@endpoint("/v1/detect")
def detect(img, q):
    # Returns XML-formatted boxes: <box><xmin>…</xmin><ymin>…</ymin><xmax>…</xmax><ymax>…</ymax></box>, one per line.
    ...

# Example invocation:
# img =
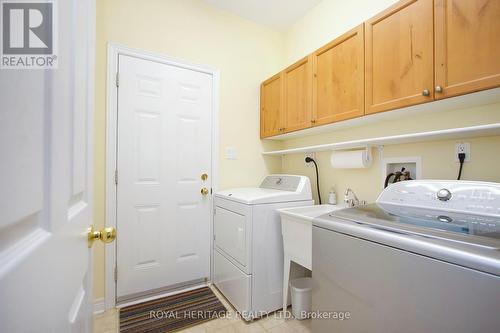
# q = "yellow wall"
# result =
<box><xmin>278</xmin><ymin>0</ymin><xmax>500</xmax><ymax>204</ymax></box>
<box><xmin>93</xmin><ymin>0</ymin><xmax>284</xmax><ymax>298</ymax></box>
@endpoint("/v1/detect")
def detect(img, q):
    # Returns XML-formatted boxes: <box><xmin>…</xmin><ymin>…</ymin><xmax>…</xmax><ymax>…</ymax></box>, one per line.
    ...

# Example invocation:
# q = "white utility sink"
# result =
<box><xmin>278</xmin><ymin>204</ymin><xmax>347</xmax><ymax>312</ymax></box>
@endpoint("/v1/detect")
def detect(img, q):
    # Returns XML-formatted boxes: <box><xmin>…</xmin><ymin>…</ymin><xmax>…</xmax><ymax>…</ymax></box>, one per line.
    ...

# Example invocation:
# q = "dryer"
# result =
<box><xmin>213</xmin><ymin>175</ymin><xmax>313</xmax><ymax>320</ymax></box>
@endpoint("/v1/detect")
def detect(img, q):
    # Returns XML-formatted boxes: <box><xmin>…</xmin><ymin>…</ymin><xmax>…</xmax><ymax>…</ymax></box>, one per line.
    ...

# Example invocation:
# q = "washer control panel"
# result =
<box><xmin>260</xmin><ymin>175</ymin><xmax>304</xmax><ymax>192</ymax></box>
<box><xmin>377</xmin><ymin>180</ymin><xmax>500</xmax><ymax>217</ymax></box>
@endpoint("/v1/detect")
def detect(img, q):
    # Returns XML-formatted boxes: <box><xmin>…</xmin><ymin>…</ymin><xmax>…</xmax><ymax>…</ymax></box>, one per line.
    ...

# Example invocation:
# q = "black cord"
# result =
<box><xmin>384</xmin><ymin>173</ymin><xmax>395</xmax><ymax>188</ymax></box>
<box><xmin>457</xmin><ymin>153</ymin><xmax>466</xmax><ymax>180</ymax></box>
<box><xmin>385</xmin><ymin>167</ymin><xmax>413</xmax><ymax>188</ymax></box>
<box><xmin>305</xmin><ymin>157</ymin><xmax>322</xmax><ymax>204</ymax></box>
<box><xmin>393</xmin><ymin>172</ymin><xmax>403</xmax><ymax>183</ymax></box>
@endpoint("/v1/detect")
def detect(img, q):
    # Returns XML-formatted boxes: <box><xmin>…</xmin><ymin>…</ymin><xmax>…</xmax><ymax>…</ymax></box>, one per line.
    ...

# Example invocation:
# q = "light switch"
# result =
<box><xmin>225</xmin><ymin>147</ymin><xmax>238</xmax><ymax>160</ymax></box>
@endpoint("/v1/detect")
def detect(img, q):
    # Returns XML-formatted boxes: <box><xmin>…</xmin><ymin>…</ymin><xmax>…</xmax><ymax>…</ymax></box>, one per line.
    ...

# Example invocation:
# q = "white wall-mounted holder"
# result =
<box><xmin>330</xmin><ymin>146</ymin><xmax>373</xmax><ymax>169</ymax></box>
<box><xmin>262</xmin><ymin>123</ymin><xmax>500</xmax><ymax>156</ymax></box>
<box><xmin>381</xmin><ymin>157</ymin><xmax>422</xmax><ymax>189</ymax></box>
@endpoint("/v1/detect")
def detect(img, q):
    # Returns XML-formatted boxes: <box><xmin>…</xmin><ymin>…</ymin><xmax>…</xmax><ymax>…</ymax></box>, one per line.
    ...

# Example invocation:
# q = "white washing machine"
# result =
<box><xmin>313</xmin><ymin>180</ymin><xmax>500</xmax><ymax>333</ymax></box>
<box><xmin>213</xmin><ymin>175</ymin><xmax>313</xmax><ymax>320</ymax></box>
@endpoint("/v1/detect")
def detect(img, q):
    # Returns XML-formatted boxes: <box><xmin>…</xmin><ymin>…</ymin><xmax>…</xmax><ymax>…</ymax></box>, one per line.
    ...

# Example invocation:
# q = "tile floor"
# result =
<box><xmin>94</xmin><ymin>285</ymin><xmax>311</xmax><ymax>333</ymax></box>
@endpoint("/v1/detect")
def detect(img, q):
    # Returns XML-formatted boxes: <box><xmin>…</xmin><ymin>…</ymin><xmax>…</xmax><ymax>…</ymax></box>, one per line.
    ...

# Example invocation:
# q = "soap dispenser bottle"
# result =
<box><xmin>328</xmin><ymin>185</ymin><xmax>337</xmax><ymax>205</ymax></box>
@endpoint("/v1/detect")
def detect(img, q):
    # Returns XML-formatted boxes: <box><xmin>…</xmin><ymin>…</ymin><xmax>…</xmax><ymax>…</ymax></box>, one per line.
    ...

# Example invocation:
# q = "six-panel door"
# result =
<box><xmin>312</xmin><ymin>24</ymin><xmax>365</xmax><ymax>125</ymax></box>
<box><xmin>260</xmin><ymin>73</ymin><xmax>283</xmax><ymax>138</ymax></box>
<box><xmin>434</xmin><ymin>0</ymin><xmax>500</xmax><ymax>99</ymax></box>
<box><xmin>116</xmin><ymin>55</ymin><xmax>212</xmax><ymax>300</ymax></box>
<box><xmin>0</xmin><ymin>0</ymin><xmax>95</xmax><ymax>331</ymax></box>
<box><xmin>283</xmin><ymin>56</ymin><xmax>313</xmax><ymax>133</ymax></box>
<box><xmin>365</xmin><ymin>0</ymin><xmax>434</xmax><ymax>114</ymax></box>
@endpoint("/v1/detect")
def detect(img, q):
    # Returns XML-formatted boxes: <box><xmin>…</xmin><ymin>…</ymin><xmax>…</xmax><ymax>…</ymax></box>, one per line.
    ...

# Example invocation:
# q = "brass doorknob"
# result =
<box><xmin>201</xmin><ymin>188</ymin><xmax>209</xmax><ymax>196</ymax></box>
<box><xmin>201</xmin><ymin>173</ymin><xmax>208</xmax><ymax>181</ymax></box>
<box><xmin>88</xmin><ymin>226</ymin><xmax>116</xmax><ymax>248</ymax></box>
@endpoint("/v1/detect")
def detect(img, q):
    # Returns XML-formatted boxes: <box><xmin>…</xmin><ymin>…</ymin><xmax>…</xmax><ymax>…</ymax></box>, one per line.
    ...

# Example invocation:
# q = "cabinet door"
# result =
<box><xmin>283</xmin><ymin>56</ymin><xmax>312</xmax><ymax>133</ymax></box>
<box><xmin>312</xmin><ymin>24</ymin><xmax>364</xmax><ymax>125</ymax></box>
<box><xmin>365</xmin><ymin>0</ymin><xmax>434</xmax><ymax>114</ymax></box>
<box><xmin>260</xmin><ymin>73</ymin><xmax>283</xmax><ymax>138</ymax></box>
<box><xmin>434</xmin><ymin>0</ymin><xmax>500</xmax><ymax>99</ymax></box>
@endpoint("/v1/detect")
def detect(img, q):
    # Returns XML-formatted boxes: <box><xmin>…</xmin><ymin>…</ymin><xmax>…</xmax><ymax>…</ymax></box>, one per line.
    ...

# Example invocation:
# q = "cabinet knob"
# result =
<box><xmin>435</xmin><ymin>86</ymin><xmax>443</xmax><ymax>93</ymax></box>
<box><xmin>422</xmin><ymin>89</ymin><xmax>430</xmax><ymax>97</ymax></box>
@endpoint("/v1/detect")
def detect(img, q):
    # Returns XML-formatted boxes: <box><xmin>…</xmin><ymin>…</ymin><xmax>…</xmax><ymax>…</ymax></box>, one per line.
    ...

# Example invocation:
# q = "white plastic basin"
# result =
<box><xmin>278</xmin><ymin>204</ymin><xmax>347</xmax><ymax>269</ymax></box>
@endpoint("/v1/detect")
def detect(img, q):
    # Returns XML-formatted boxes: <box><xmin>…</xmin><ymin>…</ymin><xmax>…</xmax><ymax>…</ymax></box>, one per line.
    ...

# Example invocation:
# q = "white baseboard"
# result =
<box><xmin>94</xmin><ymin>298</ymin><xmax>105</xmax><ymax>315</ymax></box>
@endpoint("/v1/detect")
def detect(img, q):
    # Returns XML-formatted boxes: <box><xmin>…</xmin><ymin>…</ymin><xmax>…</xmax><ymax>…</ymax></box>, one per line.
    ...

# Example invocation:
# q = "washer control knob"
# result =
<box><xmin>437</xmin><ymin>188</ymin><xmax>452</xmax><ymax>201</ymax></box>
<box><xmin>437</xmin><ymin>215</ymin><xmax>453</xmax><ymax>223</ymax></box>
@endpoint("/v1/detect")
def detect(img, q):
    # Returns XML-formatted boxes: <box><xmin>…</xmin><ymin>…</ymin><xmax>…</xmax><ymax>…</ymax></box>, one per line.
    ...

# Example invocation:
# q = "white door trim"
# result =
<box><xmin>105</xmin><ymin>43</ymin><xmax>220</xmax><ymax>310</ymax></box>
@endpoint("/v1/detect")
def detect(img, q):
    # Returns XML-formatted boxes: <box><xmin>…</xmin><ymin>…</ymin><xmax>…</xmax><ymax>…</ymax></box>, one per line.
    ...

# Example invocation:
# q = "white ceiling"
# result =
<box><xmin>202</xmin><ymin>0</ymin><xmax>323</xmax><ymax>31</ymax></box>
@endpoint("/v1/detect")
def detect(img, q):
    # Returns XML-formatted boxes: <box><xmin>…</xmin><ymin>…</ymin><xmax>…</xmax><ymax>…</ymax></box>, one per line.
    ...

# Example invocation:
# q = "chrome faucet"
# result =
<box><xmin>344</xmin><ymin>188</ymin><xmax>365</xmax><ymax>207</ymax></box>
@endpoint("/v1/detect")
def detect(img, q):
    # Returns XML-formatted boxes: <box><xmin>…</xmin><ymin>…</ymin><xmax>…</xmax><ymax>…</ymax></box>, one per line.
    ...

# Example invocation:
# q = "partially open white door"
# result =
<box><xmin>0</xmin><ymin>0</ymin><xmax>96</xmax><ymax>332</ymax></box>
<box><xmin>116</xmin><ymin>54</ymin><xmax>213</xmax><ymax>300</ymax></box>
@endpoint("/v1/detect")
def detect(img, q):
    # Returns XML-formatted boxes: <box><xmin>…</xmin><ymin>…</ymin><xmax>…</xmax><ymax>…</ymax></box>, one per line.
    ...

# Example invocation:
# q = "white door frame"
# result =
<box><xmin>105</xmin><ymin>43</ymin><xmax>220</xmax><ymax>309</ymax></box>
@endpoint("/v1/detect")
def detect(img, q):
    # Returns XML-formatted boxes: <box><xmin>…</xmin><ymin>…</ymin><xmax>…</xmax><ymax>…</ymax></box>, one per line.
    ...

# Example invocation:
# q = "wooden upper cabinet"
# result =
<box><xmin>259</xmin><ymin>0</ymin><xmax>500</xmax><ymax>139</ymax></box>
<box><xmin>365</xmin><ymin>0</ymin><xmax>434</xmax><ymax>114</ymax></box>
<box><xmin>434</xmin><ymin>0</ymin><xmax>500</xmax><ymax>99</ymax></box>
<box><xmin>312</xmin><ymin>24</ymin><xmax>365</xmax><ymax>125</ymax></box>
<box><xmin>283</xmin><ymin>56</ymin><xmax>312</xmax><ymax>133</ymax></box>
<box><xmin>260</xmin><ymin>73</ymin><xmax>283</xmax><ymax>138</ymax></box>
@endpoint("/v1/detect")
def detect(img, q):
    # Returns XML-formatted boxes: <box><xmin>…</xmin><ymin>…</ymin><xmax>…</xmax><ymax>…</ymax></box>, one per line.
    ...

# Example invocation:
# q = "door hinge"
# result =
<box><xmin>114</xmin><ymin>170</ymin><xmax>118</xmax><ymax>185</ymax></box>
<box><xmin>114</xmin><ymin>267</ymin><xmax>117</xmax><ymax>282</ymax></box>
<box><xmin>115</xmin><ymin>72</ymin><xmax>120</xmax><ymax>87</ymax></box>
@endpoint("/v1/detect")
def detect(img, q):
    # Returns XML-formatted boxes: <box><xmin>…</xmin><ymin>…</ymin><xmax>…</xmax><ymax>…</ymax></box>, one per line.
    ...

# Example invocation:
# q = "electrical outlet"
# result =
<box><xmin>305</xmin><ymin>152</ymin><xmax>315</xmax><ymax>167</ymax></box>
<box><xmin>455</xmin><ymin>143</ymin><xmax>471</xmax><ymax>162</ymax></box>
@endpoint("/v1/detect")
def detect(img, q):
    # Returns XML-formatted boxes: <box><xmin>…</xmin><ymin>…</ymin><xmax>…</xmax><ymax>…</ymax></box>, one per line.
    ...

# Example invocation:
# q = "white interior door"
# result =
<box><xmin>116</xmin><ymin>55</ymin><xmax>213</xmax><ymax>300</ymax></box>
<box><xmin>0</xmin><ymin>0</ymin><xmax>95</xmax><ymax>332</ymax></box>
